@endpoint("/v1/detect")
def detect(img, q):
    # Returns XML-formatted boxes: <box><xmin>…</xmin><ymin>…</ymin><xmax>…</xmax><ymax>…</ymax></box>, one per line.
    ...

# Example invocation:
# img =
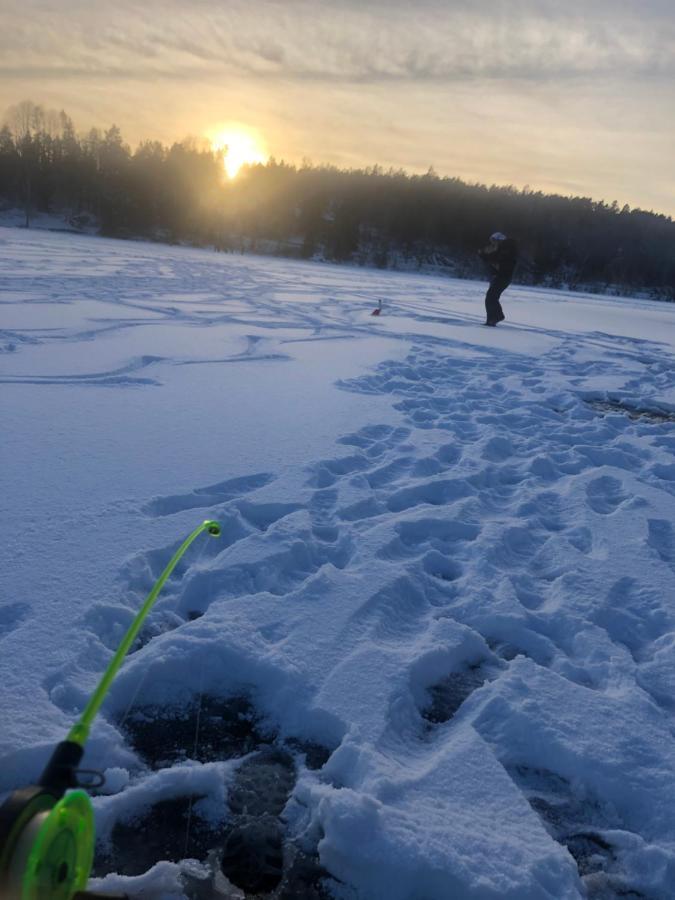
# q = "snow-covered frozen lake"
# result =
<box><xmin>1</xmin><ymin>226</ymin><xmax>675</xmax><ymax>899</ymax></box>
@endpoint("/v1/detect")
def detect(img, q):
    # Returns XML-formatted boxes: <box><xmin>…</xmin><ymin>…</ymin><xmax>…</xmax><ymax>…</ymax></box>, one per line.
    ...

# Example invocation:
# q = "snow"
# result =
<box><xmin>0</xmin><ymin>207</ymin><xmax>98</xmax><ymax>235</ymax></box>
<box><xmin>1</xmin><ymin>225</ymin><xmax>675</xmax><ymax>899</ymax></box>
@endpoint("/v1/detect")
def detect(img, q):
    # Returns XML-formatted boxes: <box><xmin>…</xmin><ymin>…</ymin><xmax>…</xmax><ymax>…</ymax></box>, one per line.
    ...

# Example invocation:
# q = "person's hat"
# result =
<box><xmin>490</xmin><ymin>232</ymin><xmax>507</xmax><ymax>241</ymax></box>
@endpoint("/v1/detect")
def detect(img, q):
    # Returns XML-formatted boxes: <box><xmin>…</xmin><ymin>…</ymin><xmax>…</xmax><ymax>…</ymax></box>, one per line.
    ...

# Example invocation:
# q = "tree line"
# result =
<box><xmin>1</xmin><ymin>101</ymin><xmax>674</xmax><ymax>299</ymax></box>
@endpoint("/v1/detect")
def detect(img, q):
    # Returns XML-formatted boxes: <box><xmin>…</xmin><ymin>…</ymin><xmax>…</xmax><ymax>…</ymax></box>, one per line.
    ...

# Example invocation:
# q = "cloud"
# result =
<box><xmin>1</xmin><ymin>0</ymin><xmax>673</xmax><ymax>84</ymax></box>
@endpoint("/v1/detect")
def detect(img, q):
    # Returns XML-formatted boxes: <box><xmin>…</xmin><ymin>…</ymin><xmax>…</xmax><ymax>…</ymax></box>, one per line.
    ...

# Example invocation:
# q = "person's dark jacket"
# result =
<box><xmin>479</xmin><ymin>238</ymin><xmax>518</xmax><ymax>282</ymax></box>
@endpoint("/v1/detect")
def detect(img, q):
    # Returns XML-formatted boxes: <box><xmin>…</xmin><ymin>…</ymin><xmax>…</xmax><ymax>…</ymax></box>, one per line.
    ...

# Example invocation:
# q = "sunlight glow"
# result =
<box><xmin>207</xmin><ymin>125</ymin><xmax>267</xmax><ymax>178</ymax></box>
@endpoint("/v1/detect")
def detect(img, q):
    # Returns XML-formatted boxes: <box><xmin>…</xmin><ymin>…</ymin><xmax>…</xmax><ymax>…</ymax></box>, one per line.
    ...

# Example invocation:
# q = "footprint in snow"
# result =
<box><xmin>585</xmin><ymin>475</ymin><xmax>631</xmax><ymax>515</ymax></box>
<box><xmin>647</xmin><ymin>518</ymin><xmax>674</xmax><ymax>565</ymax></box>
<box><xmin>364</xmin><ymin>455</ymin><xmax>415</xmax><ymax>489</ymax></box>
<box><xmin>594</xmin><ymin>576</ymin><xmax>671</xmax><ymax>663</ymax></box>
<box><xmin>420</xmin><ymin>660</ymin><xmax>498</xmax><ymax>726</ymax></box>
<box><xmin>143</xmin><ymin>472</ymin><xmax>275</xmax><ymax>517</ymax></box>
<box><xmin>337</xmin><ymin>423</ymin><xmax>411</xmax><ymax>452</ymax></box>
<box><xmin>378</xmin><ymin>517</ymin><xmax>480</xmax><ymax>561</ymax></box>
<box><xmin>343</xmin><ymin>576</ymin><xmax>431</xmax><ymax>646</ymax></box>
<box><xmin>0</xmin><ymin>601</ymin><xmax>31</xmax><ymax>640</ymax></box>
<box><xmin>508</xmin><ymin>766</ymin><xmax>647</xmax><ymax>899</ymax></box>
<box><xmin>309</xmin><ymin>453</ymin><xmax>370</xmax><ymax>488</ymax></box>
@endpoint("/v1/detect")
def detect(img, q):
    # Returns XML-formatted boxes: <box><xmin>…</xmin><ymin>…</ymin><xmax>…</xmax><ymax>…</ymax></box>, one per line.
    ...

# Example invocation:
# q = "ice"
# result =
<box><xmin>1</xmin><ymin>226</ymin><xmax>675</xmax><ymax>898</ymax></box>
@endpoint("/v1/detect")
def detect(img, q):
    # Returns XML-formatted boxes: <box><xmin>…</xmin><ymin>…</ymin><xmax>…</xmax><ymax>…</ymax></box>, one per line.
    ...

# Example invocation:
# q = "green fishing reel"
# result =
<box><xmin>0</xmin><ymin>520</ymin><xmax>222</xmax><ymax>899</ymax></box>
<box><xmin>0</xmin><ymin>783</ymin><xmax>95</xmax><ymax>899</ymax></box>
<box><xmin>0</xmin><ymin>736</ymin><xmax>118</xmax><ymax>899</ymax></box>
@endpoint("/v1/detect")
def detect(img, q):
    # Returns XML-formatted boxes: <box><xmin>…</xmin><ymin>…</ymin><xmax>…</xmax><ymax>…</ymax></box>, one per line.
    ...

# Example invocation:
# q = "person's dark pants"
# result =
<box><xmin>485</xmin><ymin>276</ymin><xmax>510</xmax><ymax>322</ymax></box>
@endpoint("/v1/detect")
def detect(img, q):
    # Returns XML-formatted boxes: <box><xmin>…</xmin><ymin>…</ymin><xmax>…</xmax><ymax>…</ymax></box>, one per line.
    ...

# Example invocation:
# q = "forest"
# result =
<box><xmin>1</xmin><ymin>101</ymin><xmax>674</xmax><ymax>299</ymax></box>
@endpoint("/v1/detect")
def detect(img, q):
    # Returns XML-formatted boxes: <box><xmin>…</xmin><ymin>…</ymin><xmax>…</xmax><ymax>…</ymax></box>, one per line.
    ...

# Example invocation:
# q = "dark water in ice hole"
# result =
<box><xmin>94</xmin><ymin>695</ymin><xmax>333</xmax><ymax>898</ymax></box>
<box><xmin>586</xmin><ymin>399</ymin><xmax>675</xmax><ymax>424</ymax></box>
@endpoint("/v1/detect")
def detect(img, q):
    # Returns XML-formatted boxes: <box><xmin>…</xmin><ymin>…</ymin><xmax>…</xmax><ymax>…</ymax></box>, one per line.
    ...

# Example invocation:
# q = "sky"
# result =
<box><xmin>2</xmin><ymin>0</ymin><xmax>675</xmax><ymax>216</ymax></box>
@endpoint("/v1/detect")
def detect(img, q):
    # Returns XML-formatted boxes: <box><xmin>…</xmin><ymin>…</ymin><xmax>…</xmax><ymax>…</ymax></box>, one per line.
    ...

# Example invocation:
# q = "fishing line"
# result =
<box><xmin>183</xmin><ymin>655</ymin><xmax>206</xmax><ymax>860</ymax></box>
<box><xmin>117</xmin><ymin>664</ymin><xmax>152</xmax><ymax>735</ymax></box>
<box><xmin>182</xmin><ymin>534</ymin><xmax>215</xmax><ymax>861</ymax></box>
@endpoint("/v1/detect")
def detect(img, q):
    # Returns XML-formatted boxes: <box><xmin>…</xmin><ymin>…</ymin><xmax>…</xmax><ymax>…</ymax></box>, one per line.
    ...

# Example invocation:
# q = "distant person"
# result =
<box><xmin>478</xmin><ymin>232</ymin><xmax>518</xmax><ymax>325</ymax></box>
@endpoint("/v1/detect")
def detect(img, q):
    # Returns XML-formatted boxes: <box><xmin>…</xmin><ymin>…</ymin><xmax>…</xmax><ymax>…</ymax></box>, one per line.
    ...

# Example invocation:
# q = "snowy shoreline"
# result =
<box><xmin>1</xmin><ymin>209</ymin><xmax>671</xmax><ymax>306</ymax></box>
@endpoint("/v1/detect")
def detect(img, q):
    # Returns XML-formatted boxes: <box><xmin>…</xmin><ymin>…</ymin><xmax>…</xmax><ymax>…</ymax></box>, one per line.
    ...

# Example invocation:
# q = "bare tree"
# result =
<box><xmin>4</xmin><ymin>100</ymin><xmax>45</xmax><ymax>140</ymax></box>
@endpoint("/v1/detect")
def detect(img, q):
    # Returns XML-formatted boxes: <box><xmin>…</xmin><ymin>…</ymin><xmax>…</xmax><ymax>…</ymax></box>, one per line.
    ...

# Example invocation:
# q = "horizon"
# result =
<box><xmin>2</xmin><ymin>0</ymin><xmax>674</xmax><ymax>217</ymax></box>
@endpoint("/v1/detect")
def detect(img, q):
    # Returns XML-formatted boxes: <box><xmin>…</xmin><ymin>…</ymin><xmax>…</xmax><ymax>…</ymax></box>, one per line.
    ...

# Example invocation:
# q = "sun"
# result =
<box><xmin>207</xmin><ymin>124</ymin><xmax>267</xmax><ymax>178</ymax></box>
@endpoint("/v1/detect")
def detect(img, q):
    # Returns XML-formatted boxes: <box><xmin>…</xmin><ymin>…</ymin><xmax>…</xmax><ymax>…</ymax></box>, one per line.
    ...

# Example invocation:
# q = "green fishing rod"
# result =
<box><xmin>0</xmin><ymin>520</ymin><xmax>222</xmax><ymax>900</ymax></box>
